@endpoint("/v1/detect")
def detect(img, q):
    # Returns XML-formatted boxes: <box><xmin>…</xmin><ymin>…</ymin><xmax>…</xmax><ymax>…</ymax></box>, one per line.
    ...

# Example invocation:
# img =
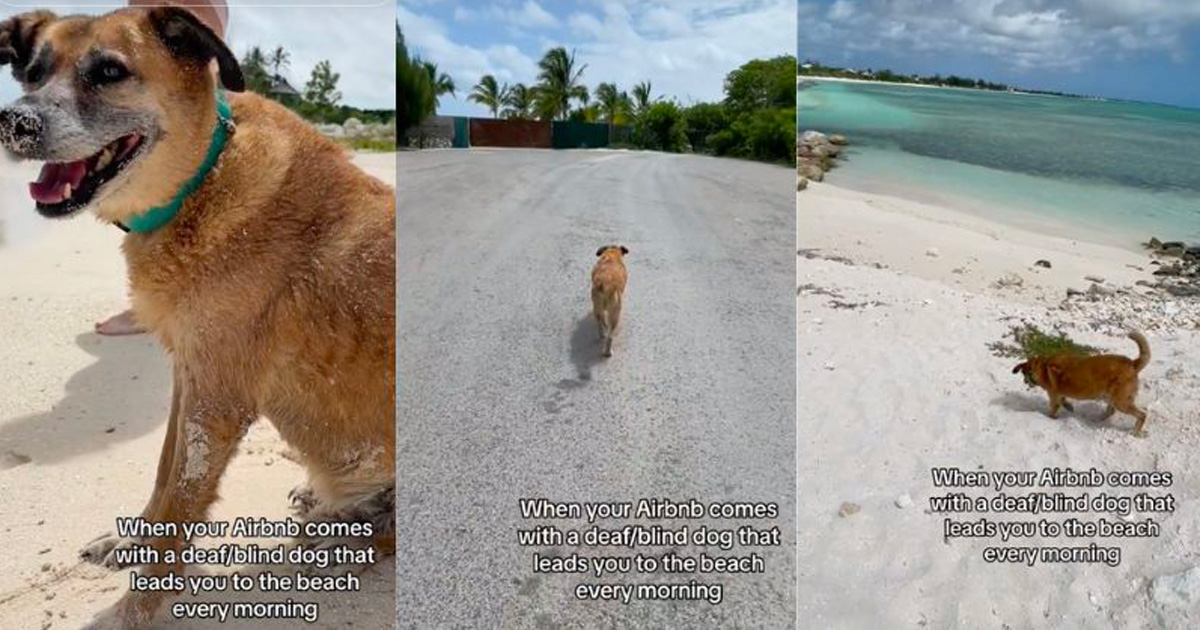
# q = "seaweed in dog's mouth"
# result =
<box><xmin>29</xmin><ymin>133</ymin><xmax>144</xmax><ymax>216</ymax></box>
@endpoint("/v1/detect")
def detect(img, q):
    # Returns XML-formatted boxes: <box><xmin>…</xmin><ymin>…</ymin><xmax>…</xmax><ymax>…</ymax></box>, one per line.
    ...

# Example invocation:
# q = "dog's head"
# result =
<box><xmin>1012</xmin><ymin>358</ymin><xmax>1054</xmax><ymax>389</ymax></box>
<box><xmin>0</xmin><ymin>7</ymin><xmax>243</xmax><ymax>222</ymax></box>
<box><xmin>595</xmin><ymin>245</ymin><xmax>629</xmax><ymax>261</ymax></box>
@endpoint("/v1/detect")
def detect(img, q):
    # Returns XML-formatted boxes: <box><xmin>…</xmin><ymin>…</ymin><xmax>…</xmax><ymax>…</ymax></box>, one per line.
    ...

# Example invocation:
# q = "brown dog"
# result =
<box><xmin>1</xmin><ymin>8</ymin><xmax>394</xmax><ymax>627</ymax></box>
<box><xmin>1012</xmin><ymin>332</ymin><xmax>1151</xmax><ymax>437</ymax></box>
<box><xmin>592</xmin><ymin>245</ymin><xmax>629</xmax><ymax>357</ymax></box>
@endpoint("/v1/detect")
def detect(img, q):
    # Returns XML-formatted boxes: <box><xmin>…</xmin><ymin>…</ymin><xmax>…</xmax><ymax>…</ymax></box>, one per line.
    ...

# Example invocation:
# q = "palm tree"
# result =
<box><xmin>502</xmin><ymin>83</ymin><xmax>535</xmax><ymax>119</ymax></box>
<box><xmin>594</xmin><ymin>82</ymin><xmax>628</xmax><ymax>124</ymax></box>
<box><xmin>240</xmin><ymin>46</ymin><xmax>271</xmax><ymax>94</ymax></box>
<box><xmin>534</xmin><ymin>47</ymin><xmax>588</xmax><ymax>121</ymax></box>
<box><xmin>469</xmin><ymin>74</ymin><xmax>508</xmax><ymax>118</ymax></box>
<box><xmin>423</xmin><ymin>61</ymin><xmax>456</xmax><ymax>109</ymax></box>
<box><xmin>631</xmin><ymin>80</ymin><xmax>655</xmax><ymax>118</ymax></box>
<box><xmin>269</xmin><ymin>45</ymin><xmax>290</xmax><ymax>77</ymax></box>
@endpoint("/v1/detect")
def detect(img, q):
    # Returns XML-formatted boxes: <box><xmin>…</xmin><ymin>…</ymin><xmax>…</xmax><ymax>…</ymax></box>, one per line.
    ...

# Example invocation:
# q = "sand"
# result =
<box><xmin>0</xmin><ymin>152</ymin><xmax>396</xmax><ymax>629</ymax></box>
<box><xmin>798</xmin><ymin>180</ymin><xmax>1200</xmax><ymax>628</ymax></box>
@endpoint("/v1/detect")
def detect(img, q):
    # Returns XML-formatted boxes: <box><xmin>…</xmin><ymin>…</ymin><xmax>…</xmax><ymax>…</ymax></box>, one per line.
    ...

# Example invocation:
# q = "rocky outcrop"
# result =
<box><xmin>797</xmin><ymin>130</ymin><xmax>845</xmax><ymax>187</ymax></box>
<box><xmin>1142</xmin><ymin>236</ymin><xmax>1200</xmax><ymax>298</ymax></box>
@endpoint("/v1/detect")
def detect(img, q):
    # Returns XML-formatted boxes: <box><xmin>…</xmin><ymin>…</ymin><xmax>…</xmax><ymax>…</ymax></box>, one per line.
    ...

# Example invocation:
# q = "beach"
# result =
<box><xmin>797</xmin><ymin>179</ymin><xmax>1200</xmax><ymax>627</ymax></box>
<box><xmin>0</xmin><ymin>152</ymin><xmax>396</xmax><ymax>628</ymax></box>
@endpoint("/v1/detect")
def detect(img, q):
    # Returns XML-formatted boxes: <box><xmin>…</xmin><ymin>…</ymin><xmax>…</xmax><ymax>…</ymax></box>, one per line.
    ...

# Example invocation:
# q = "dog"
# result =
<box><xmin>591</xmin><ymin>245</ymin><xmax>628</xmax><ymax>358</ymax></box>
<box><xmin>1</xmin><ymin>8</ymin><xmax>394</xmax><ymax>627</ymax></box>
<box><xmin>1012</xmin><ymin>331</ymin><xmax>1151</xmax><ymax>437</ymax></box>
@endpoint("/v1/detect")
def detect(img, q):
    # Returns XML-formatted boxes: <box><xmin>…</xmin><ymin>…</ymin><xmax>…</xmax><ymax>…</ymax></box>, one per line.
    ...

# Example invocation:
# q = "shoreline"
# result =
<box><xmin>797</xmin><ymin>178</ymin><xmax>1200</xmax><ymax>628</ymax></box>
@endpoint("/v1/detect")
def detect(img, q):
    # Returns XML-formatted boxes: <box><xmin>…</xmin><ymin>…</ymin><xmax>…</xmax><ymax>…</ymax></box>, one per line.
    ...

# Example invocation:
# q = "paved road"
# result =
<box><xmin>397</xmin><ymin>149</ymin><xmax>795</xmax><ymax>628</ymax></box>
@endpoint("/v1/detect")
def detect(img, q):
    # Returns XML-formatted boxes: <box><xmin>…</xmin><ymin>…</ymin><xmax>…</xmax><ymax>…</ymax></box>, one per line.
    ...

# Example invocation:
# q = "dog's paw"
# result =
<box><xmin>80</xmin><ymin>531</ymin><xmax>142</xmax><ymax>569</ymax></box>
<box><xmin>1133</xmin><ymin>429</ymin><xmax>1149</xmax><ymax>439</ymax></box>
<box><xmin>289</xmin><ymin>485</ymin><xmax>320</xmax><ymax>517</ymax></box>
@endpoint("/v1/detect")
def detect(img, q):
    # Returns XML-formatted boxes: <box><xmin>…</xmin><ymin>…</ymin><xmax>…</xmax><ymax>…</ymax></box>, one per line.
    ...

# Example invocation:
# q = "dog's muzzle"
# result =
<box><xmin>0</xmin><ymin>104</ymin><xmax>44</xmax><ymax>155</ymax></box>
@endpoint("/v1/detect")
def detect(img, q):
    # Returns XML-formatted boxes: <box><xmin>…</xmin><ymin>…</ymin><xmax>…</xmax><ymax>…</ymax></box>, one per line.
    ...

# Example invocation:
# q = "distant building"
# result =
<box><xmin>268</xmin><ymin>74</ymin><xmax>301</xmax><ymax>105</ymax></box>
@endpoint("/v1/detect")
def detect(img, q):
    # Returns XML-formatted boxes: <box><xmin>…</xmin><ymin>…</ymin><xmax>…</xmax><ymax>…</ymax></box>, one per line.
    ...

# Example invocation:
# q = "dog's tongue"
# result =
<box><xmin>29</xmin><ymin>160</ymin><xmax>87</xmax><ymax>205</ymax></box>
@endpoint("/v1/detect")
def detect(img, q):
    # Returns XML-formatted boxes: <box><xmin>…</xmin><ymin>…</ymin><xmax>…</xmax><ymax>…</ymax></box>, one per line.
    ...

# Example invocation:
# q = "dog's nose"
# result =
<box><xmin>0</xmin><ymin>105</ymin><xmax>44</xmax><ymax>154</ymax></box>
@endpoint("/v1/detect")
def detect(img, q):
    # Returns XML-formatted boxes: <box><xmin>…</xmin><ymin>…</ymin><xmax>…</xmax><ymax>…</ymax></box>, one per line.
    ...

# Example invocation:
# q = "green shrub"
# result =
<box><xmin>636</xmin><ymin>101</ymin><xmax>688</xmax><ymax>152</ymax></box>
<box><xmin>988</xmin><ymin>324</ymin><xmax>1101</xmax><ymax>360</ymax></box>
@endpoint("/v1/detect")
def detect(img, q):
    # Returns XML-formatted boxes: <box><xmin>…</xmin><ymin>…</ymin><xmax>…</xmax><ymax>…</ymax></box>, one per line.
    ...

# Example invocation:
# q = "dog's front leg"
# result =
<box><xmin>83</xmin><ymin>366</ymin><xmax>185</xmax><ymax>568</ymax></box>
<box><xmin>107</xmin><ymin>365</ymin><xmax>256</xmax><ymax>629</ymax></box>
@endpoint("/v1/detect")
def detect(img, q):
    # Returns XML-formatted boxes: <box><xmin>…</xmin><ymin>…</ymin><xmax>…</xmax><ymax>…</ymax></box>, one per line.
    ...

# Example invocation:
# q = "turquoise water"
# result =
<box><xmin>798</xmin><ymin>80</ymin><xmax>1200</xmax><ymax>246</ymax></box>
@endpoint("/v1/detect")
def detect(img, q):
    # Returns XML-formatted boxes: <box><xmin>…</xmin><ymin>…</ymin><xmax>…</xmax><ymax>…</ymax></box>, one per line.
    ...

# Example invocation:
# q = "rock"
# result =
<box><xmin>342</xmin><ymin>117</ymin><xmax>364</xmax><ymax>134</ymax></box>
<box><xmin>1150</xmin><ymin>566</ymin><xmax>1200</xmax><ymax>609</ymax></box>
<box><xmin>797</xmin><ymin>176</ymin><xmax>808</xmax><ymax>191</ymax></box>
<box><xmin>797</xmin><ymin>160</ymin><xmax>825</xmax><ymax>181</ymax></box>
<box><xmin>1186</xmin><ymin>246</ymin><xmax>1200</xmax><ymax>261</ymax></box>
<box><xmin>1162</xmin><ymin>244</ymin><xmax>1186</xmax><ymax>257</ymax></box>
<box><xmin>837</xmin><ymin>502</ymin><xmax>860</xmax><ymax>517</ymax></box>
<box><xmin>829</xmin><ymin>134</ymin><xmax>848</xmax><ymax>145</ymax></box>
<box><xmin>993</xmin><ymin>273</ymin><xmax>1024</xmax><ymax>289</ymax></box>
<box><xmin>1154</xmin><ymin>265</ymin><xmax>1183</xmax><ymax>277</ymax></box>
<box><xmin>1085</xmin><ymin>275</ymin><xmax>1105</xmax><ymax>283</ymax></box>
<box><xmin>1066</xmin><ymin>288</ymin><xmax>1085</xmax><ymax>298</ymax></box>
<box><xmin>925</xmin><ymin>247</ymin><xmax>939</xmax><ymax>258</ymax></box>
<box><xmin>895</xmin><ymin>494</ymin><xmax>914</xmax><ymax>509</ymax></box>
<box><xmin>800</xmin><ymin>130</ymin><xmax>829</xmax><ymax>145</ymax></box>
<box><xmin>1087</xmin><ymin>283</ymin><xmax>1114</xmax><ymax>297</ymax></box>
<box><xmin>1034</xmin><ymin>259</ymin><xmax>1052</xmax><ymax>268</ymax></box>
<box><xmin>1148</xmin><ymin>237</ymin><xmax>1163</xmax><ymax>250</ymax></box>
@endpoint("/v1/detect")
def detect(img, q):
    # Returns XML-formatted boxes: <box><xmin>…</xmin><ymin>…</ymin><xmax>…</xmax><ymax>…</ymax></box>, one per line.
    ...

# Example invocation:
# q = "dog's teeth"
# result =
<box><xmin>95</xmin><ymin>148</ymin><xmax>113</xmax><ymax>171</ymax></box>
<box><xmin>63</xmin><ymin>183</ymin><xmax>72</xmax><ymax>199</ymax></box>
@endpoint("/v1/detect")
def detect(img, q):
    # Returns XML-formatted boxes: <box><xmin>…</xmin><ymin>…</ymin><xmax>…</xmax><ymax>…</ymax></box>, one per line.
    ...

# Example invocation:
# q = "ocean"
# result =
<box><xmin>798</xmin><ymin>79</ymin><xmax>1200</xmax><ymax>247</ymax></box>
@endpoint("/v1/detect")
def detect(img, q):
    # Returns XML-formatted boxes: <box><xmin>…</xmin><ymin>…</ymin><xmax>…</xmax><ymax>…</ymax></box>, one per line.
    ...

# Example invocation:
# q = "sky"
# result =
<box><xmin>0</xmin><ymin>3</ymin><xmax>395</xmax><ymax>110</ymax></box>
<box><xmin>397</xmin><ymin>0</ymin><xmax>797</xmax><ymax>117</ymax></box>
<box><xmin>798</xmin><ymin>0</ymin><xmax>1200</xmax><ymax>109</ymax></box>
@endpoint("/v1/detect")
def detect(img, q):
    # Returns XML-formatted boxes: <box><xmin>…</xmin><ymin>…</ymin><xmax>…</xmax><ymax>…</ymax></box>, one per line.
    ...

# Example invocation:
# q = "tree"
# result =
<box><xmin>594</xmin><ymin>82</ymin><xmax>629</xmax><ymax>124</ymax></box>
<box><xmin>723</xmin><ymin>55</ymin><xmax>796</xmax><ymax>113</ymax></box>
<box><xmin>636</xmin><ymin>101</ymin><xmax>687</xmax><ymax>152</ymax></box>
<box><xmin>682</xmin><ymin>102</ymin><xmax>727</xmax><ymax>152</ymax></box>
<box><xmin>534</xmin><ymin>47</ymin><xmax>588</xmax><ymax>120</ymax></box>
<box><xmin>269</xmin><ymin>45</ymin><xmax>290</xmax><ymax>77</ymax></box>
<box><xmin>502</xmin><ymin>83</ymin><xmax>535</xmax><ymax>119</ymax></box>
<box><xmin>240</xmin><ymin>46</ymin><xmax>271</xmax><ymax>95</ymax></box>
<box><xmin>469</xmin><ymin>74</ymin><xmax>509</xmax><ymax>118</ymax></box>
<box><xmin>422</xmin><ymin>61</ymin><xmax>456</xmax><ymax>109</ymax></box>
<box><xmin>397</xmin><ymin>24</ymin><xmax>434</xmax><ymax>140</ymax></box>
<box><xmin>630</xmin><ymin>81</ymin><xmax>656</xmax><ymax>118</ymax></box>
<box><xmin>304</xmin><ymin>60</ymin><xmax>342</xmax><ymax>109</ymax></box>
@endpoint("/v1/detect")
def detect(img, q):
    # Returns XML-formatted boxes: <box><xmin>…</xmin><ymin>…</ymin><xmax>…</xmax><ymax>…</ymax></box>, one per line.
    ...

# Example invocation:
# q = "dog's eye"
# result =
<box><xmin>89</xmin><ymin>60</ymin><xmax>130</xmax><ymax>85</ymax></box>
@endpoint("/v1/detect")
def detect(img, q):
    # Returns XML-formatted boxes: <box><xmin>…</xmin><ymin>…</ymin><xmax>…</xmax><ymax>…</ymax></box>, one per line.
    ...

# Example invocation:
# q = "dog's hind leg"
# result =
<box><xmin>1100</xmin><ymin>404</ymin><xmax>1115</xmax><ymax>421</ymax></box>
<box><xmin>1113</xmin><ymin>380</ymin><xmax>1148</xmax><ymax>437</ymax></box>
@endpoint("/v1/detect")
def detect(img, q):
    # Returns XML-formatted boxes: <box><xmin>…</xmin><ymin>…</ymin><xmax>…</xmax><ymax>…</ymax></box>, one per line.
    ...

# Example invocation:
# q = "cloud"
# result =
<box><xmin>401</xmin><ymin>0</ymin><xmax>795</xmax><ymax>117</ymax></box>
<box><xmin>799</xmin><ymin>0</ymin><xmax>1200</xmax><ymax>71</ymax></box>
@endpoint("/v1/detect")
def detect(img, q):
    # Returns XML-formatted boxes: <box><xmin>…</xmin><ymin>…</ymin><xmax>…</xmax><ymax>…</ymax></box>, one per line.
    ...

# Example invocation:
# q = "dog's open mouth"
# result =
<box><xmin>29</xmin><ymin>134</ymin><xmax>144</xmax><ymax>216</ymax></box>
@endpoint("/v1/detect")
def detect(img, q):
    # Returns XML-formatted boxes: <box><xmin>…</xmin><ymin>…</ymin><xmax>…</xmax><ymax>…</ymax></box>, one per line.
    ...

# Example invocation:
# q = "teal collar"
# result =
<box><xmin>118</xmin><ymin>91</ymin><xmax>235</xmax><ymax>233</ymax></box>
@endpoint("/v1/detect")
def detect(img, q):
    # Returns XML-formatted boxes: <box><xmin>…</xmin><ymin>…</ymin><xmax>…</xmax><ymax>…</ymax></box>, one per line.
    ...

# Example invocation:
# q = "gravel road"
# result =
<box><xmin>397</xmin><ymin>148</ymin><xmax>795</xmax><ymax>628</ymax></box>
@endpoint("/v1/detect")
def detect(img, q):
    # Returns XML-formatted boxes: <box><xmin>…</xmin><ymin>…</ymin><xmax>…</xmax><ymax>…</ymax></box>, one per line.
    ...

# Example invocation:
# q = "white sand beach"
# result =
<box><xmin>798</xmin><ymin>180</ymin><xmax>1200</xmax><ymax>627</ymax></box>
<box><xmin>0</xmin><ymin>152</ymin><xmax>396</xmax><ymax>629</ymax></box>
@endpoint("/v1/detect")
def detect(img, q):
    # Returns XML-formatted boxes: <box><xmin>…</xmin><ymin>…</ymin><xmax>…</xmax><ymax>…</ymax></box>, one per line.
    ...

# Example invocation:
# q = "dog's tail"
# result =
<box><xmin>1128</xmin><ymin>331</ymin><xmax>1150</xmax><ymax>372</ymax></box>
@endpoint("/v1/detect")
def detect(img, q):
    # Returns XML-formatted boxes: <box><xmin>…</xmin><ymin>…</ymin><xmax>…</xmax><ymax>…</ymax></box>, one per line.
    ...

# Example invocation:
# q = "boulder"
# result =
<box><xmin>797</xmin><ymin>160</ymin><xmax>825</xmax><ymax>182</ymax></box>
<box><xmin>797</xmin><ymin>176</ymin><xmax>808</xmax><ymax>191</ymax></box>
<box><xmin>1148</xmin><ymin>237</ymin><xmax>1163</xmax><ymax>250</ymax></box>
<box><xmin>800</xmin><ymin>130</ymin><xmax>829</xmax><ymax>145</ymax></box>
<box><xmin>1034</xmin><ymin>260</ymin><xmax>1052</xmax><ymax>268</ymax></box>
<box><xmin>829</xmin><ymin>134</ymin><xmax>848</xmax><ymax>145</ymax></box>
<box><xmin>343</xmin><ymin>117</ymin><xmax>365</xmax><ymax>135</ymax></box>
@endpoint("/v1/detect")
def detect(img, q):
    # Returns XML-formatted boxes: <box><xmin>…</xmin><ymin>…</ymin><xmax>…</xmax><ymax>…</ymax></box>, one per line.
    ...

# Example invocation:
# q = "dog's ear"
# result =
<box><xmin>596</xmin><ymin>246</ymin><xmax>607</xmax><ymax>257</ymax></box>
<box><xmin>147</xmin><ymin>7</ymin><xmax>244</xmax><ymax>92</ymax></box>
<box><xmin>1011</xmin><ymin>362</ymin><xmax>1027</xmax><ymax>375</ymax></box>
<box><xmin>620</xmin><ymin>246</ymin><xmax>629</xmax><ymax>255</ymax></box>
<box><xmin>0</xmin><ymin>11</ymin><xmax>57</xmax><ymax>82</ymax></box>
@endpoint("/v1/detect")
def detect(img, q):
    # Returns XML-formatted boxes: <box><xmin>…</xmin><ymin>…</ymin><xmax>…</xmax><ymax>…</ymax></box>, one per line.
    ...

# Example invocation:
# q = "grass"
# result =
<box><xmin>336</xmin><ymin>138</ymin><xmax>397</xmax><ymax>152</ymax></box>
<box><xmin>988</xmin><ymin>324</ymin><xmax>1102</xmax><ymax>360</ymax></box>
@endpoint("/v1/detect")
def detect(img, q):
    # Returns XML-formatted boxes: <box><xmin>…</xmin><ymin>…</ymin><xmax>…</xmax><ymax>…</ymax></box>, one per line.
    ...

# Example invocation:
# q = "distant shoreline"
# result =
<box><xmin>797</xmin><ymin>75</ymin><xmax>1047</xmax><ymax>97</ymax></box>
